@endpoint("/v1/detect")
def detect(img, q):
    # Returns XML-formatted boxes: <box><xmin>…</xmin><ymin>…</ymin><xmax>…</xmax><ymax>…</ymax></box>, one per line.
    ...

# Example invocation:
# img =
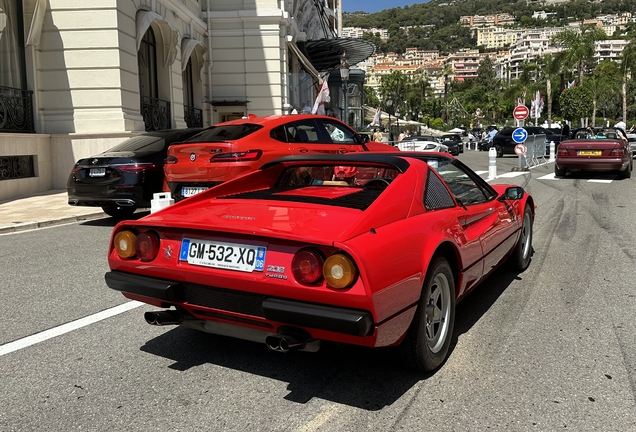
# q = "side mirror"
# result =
<box><xmin>499</xmin><ymin>186</ymin><xmax>524</xmax><ymax>201</ymax></box>
<box><xmin>359</xmin><ymin>134</ymin><xmax>370</xmax><ymax>143</ymax></box>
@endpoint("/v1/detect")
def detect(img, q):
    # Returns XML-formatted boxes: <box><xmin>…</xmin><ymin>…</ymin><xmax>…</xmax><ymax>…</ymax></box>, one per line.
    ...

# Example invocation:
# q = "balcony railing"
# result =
<box><xmin>184</xmin><ymin>105</ymin><xmax>203</xmax><ymax>128</ymax></box>
<box><xmin>141</xmin><ymin>96</ymin><xmax>171</xmax><ymax>131</ymax></box>
<box><xmin>0</xmin><ymin>86</ymin><xmax>35</xmax><ymax>133</ymax></box>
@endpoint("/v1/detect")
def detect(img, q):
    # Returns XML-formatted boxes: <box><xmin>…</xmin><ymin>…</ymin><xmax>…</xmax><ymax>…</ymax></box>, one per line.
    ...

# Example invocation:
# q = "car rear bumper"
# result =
<box><xmin>556</xmin><ymin>157</ymin><xmax>628</xmax><ymax>171</ymax></box>
<box><xmin>167</xmin><ymin>181</ymin><xmax>223</xmax><ymax>201</ymax></box>
<box><xmin>67</xmin><ymin>186</ymin><xmax>148</xmax><ymax>208</ymax></box>
<box><xmin>105</xmin><ymin>270</ymin><xmax>374</xmax><ymax>337</ymax></box>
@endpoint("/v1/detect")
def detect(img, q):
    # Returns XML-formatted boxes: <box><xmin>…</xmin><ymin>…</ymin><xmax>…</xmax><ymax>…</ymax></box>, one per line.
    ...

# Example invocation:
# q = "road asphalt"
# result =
<box><xmin>0</xmin><ymin>189</ymin><xmax>106</xmax><ymax>235</ymax></box>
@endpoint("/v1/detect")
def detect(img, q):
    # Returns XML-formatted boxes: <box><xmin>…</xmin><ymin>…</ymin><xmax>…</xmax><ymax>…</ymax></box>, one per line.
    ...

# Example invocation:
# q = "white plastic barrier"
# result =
<box><xmin>150</xmin><ymin>192</ymin><xmax>174</xmax><ymax>213</ymax></box>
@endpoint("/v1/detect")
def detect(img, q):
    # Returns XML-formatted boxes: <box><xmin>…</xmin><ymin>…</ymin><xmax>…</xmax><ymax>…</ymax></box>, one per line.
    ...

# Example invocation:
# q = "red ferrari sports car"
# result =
<box><xmin>555</xmin><ymin>128</ymin><xmax>632</xmax><ymax>178</ymax></box>
<box><xmin>163</xmin><ymin>114</ymin><xmax>394</xmax><ymax>201</ymax></box>
<box><xmin>106</xmin><ymin>153</ymin><xmax>534</xmax><ymax>371</ymax></box>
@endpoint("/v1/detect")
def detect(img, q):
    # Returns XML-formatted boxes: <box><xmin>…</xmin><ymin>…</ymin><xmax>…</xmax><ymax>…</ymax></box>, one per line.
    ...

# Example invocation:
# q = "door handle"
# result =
<box><xmin>338</xmin><ymin>148</ymin><xmax>349</xmax><ymax>154</ymax></box>
<box><xmin>298</xmin><ymin>147</ymin><xmax>309</xmax><ymax>153</ymax></box>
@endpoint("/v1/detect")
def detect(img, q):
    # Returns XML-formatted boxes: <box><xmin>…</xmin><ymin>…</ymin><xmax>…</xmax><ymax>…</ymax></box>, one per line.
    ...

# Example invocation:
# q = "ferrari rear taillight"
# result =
<box><xmin>292</xmin><ymin>249</ymin><xmax>324</xmax><ymax>285</ymax></box>
<box><xmin>115</xmin><ymin>163</ymin><xmax>156</xmax><ymax>174</ymax></box>
<box><xmin>323</xmin><ymin>253</ymin><xmax>358</xmax><ymax>289</ymax></box>
<box><xmin>135</xmin><ymin>231</ymin><xmax>160</xmax><ymax>261</ymax></box>
<box><xmin>114</xmin><ymin>230</ymin><xmax>137</xmax><ymax>259</ymax></box>
<box><xmin>210</xmin><ymin>150</ymin><xmax>262</xmax><ymax>162</ymax></box>
<box><xmin>610</xmin><ymin>148</ymin><xmax>625</xmax><ymax>157</ymax></box>
<box><xmin>165</xmin><ymin>155</ymin><xmax>178</xmax><ymax>164</ymax></box>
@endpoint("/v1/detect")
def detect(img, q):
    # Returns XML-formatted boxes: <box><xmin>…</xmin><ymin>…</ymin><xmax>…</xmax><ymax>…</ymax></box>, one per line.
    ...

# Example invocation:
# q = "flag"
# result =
<box><xmin>370</xmin><ymin>105</ymin><xmax>381</xmax><ymax>126</ymax></box>
<box><xmin>517</xmin><ymin>97</ymin><xmax>524</xmax><ymax>106</ymax></box>
<box><xmin>311</xmin><ymin>73</ymin><xmax>330</xmax><ymax>115</ymax></box>
<box><xmin>567</xmin><ymin>80</ymin><xmax>576</xmax><ymax>88</ymax></box>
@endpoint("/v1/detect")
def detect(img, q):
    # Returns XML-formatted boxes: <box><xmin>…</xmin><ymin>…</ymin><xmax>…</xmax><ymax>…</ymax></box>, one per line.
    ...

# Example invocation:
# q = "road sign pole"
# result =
<box><xmin>517</xmin><ymin>119</ymin><xmax>526</xmax><ymax>169</ymax></box>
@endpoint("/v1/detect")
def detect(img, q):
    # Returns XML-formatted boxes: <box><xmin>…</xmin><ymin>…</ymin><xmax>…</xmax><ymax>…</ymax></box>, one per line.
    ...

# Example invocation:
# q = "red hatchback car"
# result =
<box><xmin>106</xmin><ymin>153</ymin><xmax>534</xmax><ymax>371</ymax></box>
<box><xmin>555</xmin><ymin>128</ymin><xmax>633</xmax><ymax>178</ymax></box>
<box><xmin>164</xmin><ymin>114</ymin><xmax>394</xmax><ymax>201</ymax></box>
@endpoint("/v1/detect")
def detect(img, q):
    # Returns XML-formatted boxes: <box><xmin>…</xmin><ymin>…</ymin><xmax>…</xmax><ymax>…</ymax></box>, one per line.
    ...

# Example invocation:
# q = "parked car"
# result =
<box><xmin>164</xmin><ymin>114</ymin><xmax>394</xmax><ymax>201</ymax></box>
<box><xmin>105</xmin><ymin>152</ymin><xmax>534</xmax><ymax>372</ymax></box>
<box><xmin>555</xmin><ymin>128</ymin><xmax>632</xmax><ymax>178</ymax></box>
<box><xmin>67</xmin><ymin>128</ymin><xmax>204</xmax><ymax>219</ymax></box>
<box><xmin>489</xmin><ymin>126</ymin><xmax>564</xmax><ymax>157</ymax></box>
<box><xmin>398</xmin><ymin>140</ymin><xmax>449</xmax><ymax>152</ymax></box>
<box><xmin>441</xmin><ymin>134</ymin><xmax>463</xmax><ymax>154</ymax></box>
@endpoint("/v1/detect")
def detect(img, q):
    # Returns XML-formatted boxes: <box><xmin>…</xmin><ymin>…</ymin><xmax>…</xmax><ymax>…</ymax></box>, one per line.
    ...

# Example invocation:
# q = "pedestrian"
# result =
<box><xmin>372</xmin><ymin>128</ymin><xmax>383</xmax><ymax>142</ymax></box>
<box><xmin>398</xmin><ymin>130</ymin><xmax>405</xmax><ymax>141</ymax></box>
<box><xmin>615</xmin><ymin>120</ymin><xmax>627</xmax><ymax>133</ymax></box>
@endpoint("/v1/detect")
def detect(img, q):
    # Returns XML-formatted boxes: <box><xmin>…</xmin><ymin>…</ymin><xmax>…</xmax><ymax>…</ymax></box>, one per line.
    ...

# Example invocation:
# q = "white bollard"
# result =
<box><xmin>488</xmin><ymin>147</ymin><xmax>497</xmax><ymax>179</ymax></box>
<box><xmin>549</xmin><ymin>140</ymin><xmax>556</xmax><ymax>161</ymax></box>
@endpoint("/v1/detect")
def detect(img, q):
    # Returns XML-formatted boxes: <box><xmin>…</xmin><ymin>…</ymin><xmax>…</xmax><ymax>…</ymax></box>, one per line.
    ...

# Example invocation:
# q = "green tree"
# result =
<box><xmin>618</xmin><ymin>40</ymin><xmax>636</xmax><ymax>123</ymax></box>
<box><xmin>559</xmin><ymin>86</ymin><xmax>594</xmax><ymax>126</ymax></box>
<box><xmin>364</xmin><ymin>86</ymin><xmax>380</xmax><ymax>108</ymax></box>
<box><xmin>476</xmin><ymin>57</ymin><xmax>497</xmax><ymax>92</ymax></box>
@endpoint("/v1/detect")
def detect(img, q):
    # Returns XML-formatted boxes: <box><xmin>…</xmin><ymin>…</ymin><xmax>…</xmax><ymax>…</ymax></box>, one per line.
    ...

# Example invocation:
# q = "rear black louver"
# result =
<box><xmin>220</xmin><ymin>187</ymin><xmax>381</xmax><ymax>210</ymax></box>
<box><xmin>424</xmin><ymin>171</ymin><xmax>456</xmax><ymax>210</ymax></box>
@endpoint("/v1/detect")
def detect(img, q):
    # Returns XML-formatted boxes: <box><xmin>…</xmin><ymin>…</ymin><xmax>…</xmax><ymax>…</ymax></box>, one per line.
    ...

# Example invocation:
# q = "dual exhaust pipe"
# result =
<box><xmin>145</xmin><ymin>310</ymin><xmax>313</xmax><ymax>353</ymax></box>
<box><xmin>265</xmin><ymin>334</ymin><xmax>307</xmax><ymax>353</ymax></box>
<box><xmin>144</xmin><ymin>310</ymin><xmax>182</xmax><ymax>326</ymax></box>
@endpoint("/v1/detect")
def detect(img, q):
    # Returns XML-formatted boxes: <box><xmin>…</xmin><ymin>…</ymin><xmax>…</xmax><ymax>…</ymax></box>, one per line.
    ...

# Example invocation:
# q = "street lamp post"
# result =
<box><xmin>395</xmin><ymin>108</ymin><xmax>400</xmax><ymax>139</ymax></box>
<box><xmin>340</xmin><ymin>52</ymin><xmax>350</xmax><ymax>126</ymax></box>
<box><xmin>386</xmin><ymin>95</ymin><xmax>393</xmax><ymax>142</ymax></box>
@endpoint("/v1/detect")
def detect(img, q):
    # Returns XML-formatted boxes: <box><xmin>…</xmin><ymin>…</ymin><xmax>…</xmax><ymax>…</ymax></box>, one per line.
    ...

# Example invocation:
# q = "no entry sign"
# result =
<box><xmin>513</xmin><ymin>105</ymin><xmax>529</xmax><ymax>121</ymax></box>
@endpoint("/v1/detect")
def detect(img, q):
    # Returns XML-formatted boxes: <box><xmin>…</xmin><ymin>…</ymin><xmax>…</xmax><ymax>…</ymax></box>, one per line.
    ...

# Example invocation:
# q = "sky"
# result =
<box><xmin>343</xmin><ymin>0</ymin><xmax>428</xmax><ymax>14</ymax></box>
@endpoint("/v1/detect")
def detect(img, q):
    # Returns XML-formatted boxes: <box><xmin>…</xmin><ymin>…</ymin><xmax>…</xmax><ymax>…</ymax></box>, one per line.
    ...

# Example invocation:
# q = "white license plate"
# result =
<box><xmin>182</xmin><ymin>187</ymin><xmax>208</xmax><ymax>197</ymax></box>
<box><xmin>89</xmin><ymin>168</ymin><xmax>106</xmax><ymax>177</ymax></box>
<box><xmin>179</xmin><ymin>238</ymin><xmax>266</xmax><ymax>272</ymax></box>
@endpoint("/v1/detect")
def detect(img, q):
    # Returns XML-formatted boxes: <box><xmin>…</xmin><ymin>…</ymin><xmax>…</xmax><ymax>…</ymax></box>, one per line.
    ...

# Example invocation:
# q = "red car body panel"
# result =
<box><xmin>107</xmin><ymin>154</ymin><xmax>533</xmax><ymax>350</ymax></box>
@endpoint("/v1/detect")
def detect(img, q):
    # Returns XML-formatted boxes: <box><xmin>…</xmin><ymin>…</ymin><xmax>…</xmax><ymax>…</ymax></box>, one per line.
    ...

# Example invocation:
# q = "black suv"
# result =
<box><xmin>441</xmin><ymin>134</ymin><xmax>463</xmax><ymax>155</ymax></box>
<box><xmin>490</xmin><ymin>126</ymin><xmax>565</xmax><ymax>157</ymax></box>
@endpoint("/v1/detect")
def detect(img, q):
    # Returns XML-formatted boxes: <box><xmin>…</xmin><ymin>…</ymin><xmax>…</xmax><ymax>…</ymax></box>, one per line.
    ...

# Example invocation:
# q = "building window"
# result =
<box><xmin>138</xmin><ymin>27</ymin><xmax>170</xmax><ymax>131</ymax></box>
<box><xmin>0</xmin><ymin>0</ymin><xmax>34</xmax><ymax>133</ymax></box>
<box><xmin>182</xmin><ymin>58</ymin><xmax>202</xmax><ymax>128</ymax></box>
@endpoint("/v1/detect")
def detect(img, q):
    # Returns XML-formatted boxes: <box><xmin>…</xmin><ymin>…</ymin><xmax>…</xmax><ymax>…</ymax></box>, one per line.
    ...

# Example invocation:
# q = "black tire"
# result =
<box><xmin>400</xmin><ymin>257</ymin><xmax>456</xmax><ymax>372</ymax></box>
<box><xmin>554</xmin><ymin>164</ymin><xmax>566</xmax><ymax>177</ymax></box>
<box><xmin>621</xmin><ymin>160</ymin><xmax>632</xmax><ymax>179</ymax></box>
<box><xmin>508</xmin><ymin>203</ymin><xmax>533</xmax><ymax>271</ymax></box>
<box><xmin>101</xmin><ymin>205</ymin><xmax>136</xmax><ymax>219</ymax></box>
<box><xmin>495</xmin><ymin>145</ymin><xmax>503</xmax><ymax>158</ymax></box>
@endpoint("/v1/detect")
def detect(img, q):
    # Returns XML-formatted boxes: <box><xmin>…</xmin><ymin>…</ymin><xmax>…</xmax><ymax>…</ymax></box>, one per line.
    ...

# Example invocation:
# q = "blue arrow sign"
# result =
<box><xmin>512</xmin><ymin>127</ymin><xmax>528</xmax><ymax>143</ymax></box>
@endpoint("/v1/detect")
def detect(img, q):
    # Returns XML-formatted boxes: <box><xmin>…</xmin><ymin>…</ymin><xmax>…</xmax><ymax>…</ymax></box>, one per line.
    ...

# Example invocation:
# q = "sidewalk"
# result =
<box><xmin>0</xmin><ymin>189</ymin><xmax>106</xmax><ymax>235</ymax></box>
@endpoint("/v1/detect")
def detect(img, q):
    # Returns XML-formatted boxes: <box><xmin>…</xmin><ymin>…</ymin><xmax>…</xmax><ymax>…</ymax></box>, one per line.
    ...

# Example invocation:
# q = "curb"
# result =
<box><xmin>0</xmin><ymin>212</ymin><xmax>106</xmax><ymax>235</ymax></box>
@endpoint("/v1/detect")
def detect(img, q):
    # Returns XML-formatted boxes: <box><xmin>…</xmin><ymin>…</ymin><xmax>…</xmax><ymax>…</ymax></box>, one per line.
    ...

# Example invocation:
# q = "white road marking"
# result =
<box><xmin>588</xmin><ymin>179</ymin><xmax>614</xmax><ymax>183</ymax></box>
<box><xmin>0</xmin><ymin>301</ymin><xmax>143</xmax><ymax>357</ymax></box>
<box><xmin>537</xmin><ymin>173</ymin><xmax>558</xmax><ymax>180</ymax></box>
<box><xmin>497</xmin><ymin>171</ymin><xmax>530</xmax><ymax>178</ymax></box>
<box><xmin>474</xmin><ymin>170</ymin><xmax>488</xmax><ymax>175</ymax></box>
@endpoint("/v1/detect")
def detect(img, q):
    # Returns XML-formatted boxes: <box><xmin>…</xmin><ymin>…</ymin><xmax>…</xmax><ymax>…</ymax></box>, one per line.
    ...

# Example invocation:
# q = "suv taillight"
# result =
<box><xmin>210</xmin><ymin>150</ymin><xmax>262</xmax><ymax>162</ymax></box>
<box><xmin>165</xmin><ymin>155</ymin><xmax>178</xmax><ymax>164</ymax></box>
<box><xmin>115</xmin><ymin>163</ymin><xmax>156</xmax><ymax>174</ymax></box>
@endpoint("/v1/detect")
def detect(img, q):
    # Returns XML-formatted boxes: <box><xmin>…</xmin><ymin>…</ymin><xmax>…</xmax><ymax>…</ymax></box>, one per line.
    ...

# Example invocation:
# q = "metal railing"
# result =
<box><xmin>0</xmin><ymin>86</ymin><xmax>35</xmax><ymax>133</ymax></box>
<box><xmin>184</xmin><ymin>105</ymin><xmax>203</xmax><ymax>128</ymax></box>
<box><xmin>0</xmin><ymin>155</ymin><xmax>35</xmax><ymax>181</ymax></box>
<box><xmin>523</xmin><ymin>134</ymin><xmax>547</xmax><ymax>168</ymax></box>
<box><xmin>140</xmin><ymin>96</ymin><xmax>171</xmax><ymax>131</ymax></box>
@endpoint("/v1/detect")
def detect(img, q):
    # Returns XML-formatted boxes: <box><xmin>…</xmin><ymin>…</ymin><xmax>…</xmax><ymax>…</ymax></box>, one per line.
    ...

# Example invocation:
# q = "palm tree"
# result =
<box><xmin>538</xmin><ymin>55</ymin><xmax>561</xmax><ymax>127</ymax></box>
<box><xmin>412</xmin><ymin>68</ymin><xmax>430</xmax><ymax>109</ymax></box>
<box><xmin>441</xmin><ymin>63</ymin><xmax>454</xmax><ymax>121</ymax></box>
<box><xmin>584</xmin><ymin>75</ymin><xmax>612</xmax><ymax>127</ymax></box>
<box><xmin>618</xmin><ymin>40</ymin><xmax>636</xmax><ymax>124</ymax></box>
<box><xmin>552</xmin><ymin>25</ymin><xmax>606</xmax><ymax>86</ymax></box>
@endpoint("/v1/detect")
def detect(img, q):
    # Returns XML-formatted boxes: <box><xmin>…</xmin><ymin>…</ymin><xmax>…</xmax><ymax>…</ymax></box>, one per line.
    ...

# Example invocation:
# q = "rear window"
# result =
<box><xmin>185</xmin><ymin>124</ymin><xmax>263</xmax><ymax>142</ymax></box>
<box><xmin>106</xmin><ymin>136</ymin><xmax>164</xmax><ymax>152</ymax></box>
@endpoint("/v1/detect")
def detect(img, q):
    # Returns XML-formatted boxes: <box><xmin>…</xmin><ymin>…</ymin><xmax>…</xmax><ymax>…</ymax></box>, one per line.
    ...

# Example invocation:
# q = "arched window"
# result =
<box><xmin>137</xmin><ymin>27</ymin><xmax>170</xmax><ymax>131</ymax></box>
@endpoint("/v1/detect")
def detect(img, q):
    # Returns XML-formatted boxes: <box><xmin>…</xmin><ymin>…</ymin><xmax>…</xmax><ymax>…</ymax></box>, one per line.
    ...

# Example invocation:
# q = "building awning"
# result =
<box><xmin>297</xmin><ymin>38</ymin><xmax>376</xmax><ymax>72</ymax></box>
<box><xmin>287</xmin><ymin>42</ymin><xmax>321</xmax><ymax>81</ymax></box>
<box><xmin>136</xmin><ymin>10</ymin><xmax>179</xmax><ymax>68</ymax></box>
